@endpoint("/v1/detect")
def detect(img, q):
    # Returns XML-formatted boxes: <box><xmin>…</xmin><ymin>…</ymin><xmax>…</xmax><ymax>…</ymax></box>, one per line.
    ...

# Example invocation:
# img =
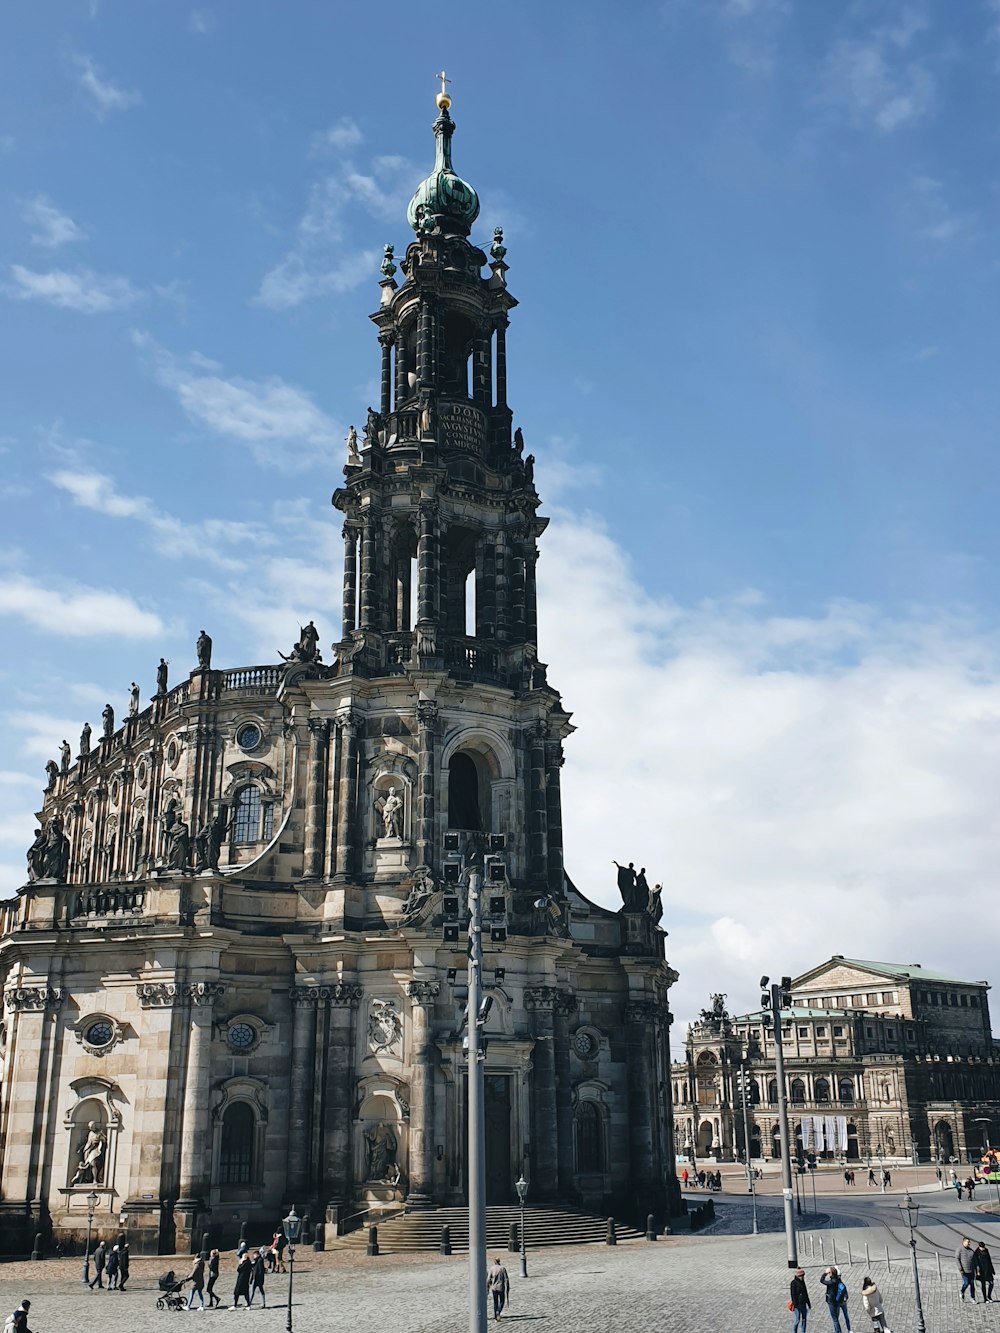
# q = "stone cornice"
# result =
<box><xmin>405</xmin><ymin>980</ymin><xmax>441</xmax><ymax>1004</ymax></box>
<box><xmin>291</xmin><ymin>983</ymin><xmax>363</xmax><ymax>1009</ymax></box>
<box><xmin>5</xmin><ymin>985</ymin><xmax>63</xmax><ymax>1012</ymax></box>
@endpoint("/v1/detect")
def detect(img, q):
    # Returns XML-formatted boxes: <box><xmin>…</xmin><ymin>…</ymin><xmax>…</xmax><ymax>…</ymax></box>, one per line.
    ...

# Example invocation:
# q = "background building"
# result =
<box><xmin>0</xmin><ymin>88</ymin><xmax>680</xmax><ymax>1256</ymax></box>
<box><xmin>673</xmin><ymin>956</ymin><xmax>1000</xmax><ymax>1166</ymax></box>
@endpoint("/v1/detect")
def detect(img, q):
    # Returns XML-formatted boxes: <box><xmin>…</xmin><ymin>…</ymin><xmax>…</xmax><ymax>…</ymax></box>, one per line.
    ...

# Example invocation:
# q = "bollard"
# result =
<box><xmin>936</xmin><ymin>1252</ymin><xmax>941</xmax><ymax>1280</ymax></box>
<box><xmin>885</xmin><ymin>1244</ymin><xmax>889</xmax><ymax>1267</ymax></box>
<box><xmin>201</xmin><ymin>1230</ymin><xmax>210</xmax><ymax>1259</ymax></box>
<box><xmin>847</xmin><ymin>1241</ymin><xmax>852</xmax><ymax>1265</ymax></box>
<box><xmin>313</xmin><ymin>1222</ymin><xmax>324</xmax><ymax>1253</ymax></box>
<box><xmin>818</xmin><ymin>1237</ymin><xmax>824</xmax><ymax>1258</ymax></box>
<box><xmin>832</xmin><ymin>1238</ymin><xmax>837</xmax><ymax>1264</ymax></box>
<box><xmin>706</xmin><ymin>1199</ymin><xmax>715</xmax><ymax>1218</ymax></box>
<box><xmin>605</xmin><ymin>1218</ymin><xmax>617</xmax><ymax>1246</ymax></box>
<box><xmin>239</xmin><ymin>1220</ymin><xmax>247</xmax><ymax>1243</ymax></box>
<box><xmin>508</xmin><ymin>1222</ymin><xmax>519</xmax><ymax>1254</ymax></box>
<box><xmin>646</xmin><ymin>1214</ymin><xmax>657</xmax><ymax>1241</ymax></box>
<box><xmin>367</xmin><ymin>1224</ymin><xmax>379</xmax><ymax>1257</ymax></box>
<box><xmin>440</xmin><ymin>1225</ymin><xmax>452</xmax><ymax>1256</ymax></box>
<box><xmin>301</xmin><ymin>1217</ymin><xmax>312</xmax><ymax>1247</ymax></box>
<box><xmin>30</xmin><ymin>1232</ymin><xmax>43</xmax><ymax>1262</ymax></box>
<box><xmin>865</xmin><ymin>1242</ymin><xmax>870</xmax><ymax>1266</ymax></box>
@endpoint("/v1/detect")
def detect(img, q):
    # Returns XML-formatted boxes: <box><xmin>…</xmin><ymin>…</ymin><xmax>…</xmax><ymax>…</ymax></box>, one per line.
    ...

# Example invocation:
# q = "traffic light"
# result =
<box><xmin>442</xmin><ymin>891</ymin><xmax>460</xmax><ymax>944</ymax></box>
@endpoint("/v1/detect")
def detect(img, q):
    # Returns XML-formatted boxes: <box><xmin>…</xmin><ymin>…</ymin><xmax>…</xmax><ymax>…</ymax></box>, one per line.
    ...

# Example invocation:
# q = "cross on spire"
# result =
<box><xmin>436</xmin><ymin>70</ymin><xmax>451</xmax><ymax>95</ymax></box>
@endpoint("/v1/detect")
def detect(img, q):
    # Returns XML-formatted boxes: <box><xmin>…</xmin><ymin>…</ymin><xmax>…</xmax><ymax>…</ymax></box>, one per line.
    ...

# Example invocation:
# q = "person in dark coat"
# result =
<box><xmin>206</xmin><ymin>1248</ymin><xmax>221</xmax><ymax>1308</ymax></box>
<box><xmin>186</xmin><ymin>1254</ymin><xmax>206</xmax><ymax>1310</ymax></box>
<box><xmin>820</xmin><ymin>1267</ymin><xmax>852</xmax><ymax>1332</ymax></box>
<box><xmin>248</xmin><ymin>1248</ymin><xmax>267</xmax><ymax>1308</ymax></box>
<box><xmin>232</xmin><ymin>1253</ymin><xmax>252</xmax><ymax>1309</ymax></box>
<box><xmin>976</xmin><ymin>1242</ymin><xmax>995</xmax><ymax>1302</ymax></box>
<box><xmin>958</xmin><ymin>1238</ymin><xmax>977</xmax><ymax>1300</ymax></box>
<box><xmin>105</xmin><ymin>1244</ymin><xmax>120</xmax><ymax>1290</ymax></box>
<box><xmin>790</xmin><ymin>1267</ymin><xmax>811</xmax><ymax>1333</ymax></box>
<box><xmin>274</xmin><ymin>1231</ymin><xmax>287</xmax><ymax>1274</ymax></box>
<box><xmin>118</xmin><ymin>1241</ymin><xmax>130</xmax><ymax>1293</ymax></box>
<box><xmin>89</xmin><ymin>1239</ymin><xmax>106</xmax><ymax>1289</ymax></box>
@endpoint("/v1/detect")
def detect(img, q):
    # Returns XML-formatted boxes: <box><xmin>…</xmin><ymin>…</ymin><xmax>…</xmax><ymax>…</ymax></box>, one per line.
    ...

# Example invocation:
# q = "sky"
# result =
<box><xmin>3</xmin><ymin>1</ymin><xmax>1000</xmax><ymax>1032</ymax></box>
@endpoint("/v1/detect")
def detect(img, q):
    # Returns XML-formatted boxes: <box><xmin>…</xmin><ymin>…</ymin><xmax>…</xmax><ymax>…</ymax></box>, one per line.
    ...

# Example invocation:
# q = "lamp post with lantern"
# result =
<box><xmin>282</xmin><ymin>1205</ymin><xmax>301</xmax><ymax>1333</ymax></box>
<box><xmin>515</xmin><ymin>1174</ymin><xmax>528</xmax><ymax>1278</ymax></box>
<box><xmin>897</xmin><ymin>1193</ymin><xmax>926</xmax><ymax>1333</ymax></box>
<box><xmin>81</xmin><ymin>1189</ymin><xmax>98</xmax><ymax>1284</ymax></box>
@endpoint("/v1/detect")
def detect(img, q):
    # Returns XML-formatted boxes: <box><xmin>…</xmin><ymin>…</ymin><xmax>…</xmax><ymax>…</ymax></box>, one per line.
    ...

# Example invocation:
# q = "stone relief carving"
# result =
<box><xmin>4</xmin><ymin>986</ymin><xmax>63</xmax><ymax>1012</ymax></box>
<box><xmin>368</xmin><ymin>998</ymin><xmax>402</xmax><ymax>1052</ymax></box>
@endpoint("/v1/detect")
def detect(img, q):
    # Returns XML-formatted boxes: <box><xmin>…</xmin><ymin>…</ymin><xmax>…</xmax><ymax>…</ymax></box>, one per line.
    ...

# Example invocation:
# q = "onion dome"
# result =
<box><xmin>406</xmin><ymin>74</ymin><xmax>480</xmax><ymax>237</ymax></box>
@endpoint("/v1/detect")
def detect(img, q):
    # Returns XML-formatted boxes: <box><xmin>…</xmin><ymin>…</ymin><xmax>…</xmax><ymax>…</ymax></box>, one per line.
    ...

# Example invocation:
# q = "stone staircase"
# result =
<box><xmin>333</xmin><ymin>1206</ymin><xmax>643</xmax><ymax>1253</ymax></box>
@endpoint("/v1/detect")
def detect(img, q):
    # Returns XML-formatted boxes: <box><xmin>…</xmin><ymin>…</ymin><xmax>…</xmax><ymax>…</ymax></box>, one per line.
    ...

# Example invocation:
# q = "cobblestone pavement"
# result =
<box><xmin>0</xmin><ymin>1227</ymin><xmax>994</xmax><ymax>1333</ymax></box>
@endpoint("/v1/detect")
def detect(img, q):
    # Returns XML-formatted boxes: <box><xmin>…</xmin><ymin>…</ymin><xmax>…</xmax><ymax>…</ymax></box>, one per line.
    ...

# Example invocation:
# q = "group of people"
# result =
<box><xmin>680</xmin><ymin>1167</ymin><xmax>723</xmax><ymax>1191</ymax></box>
<box><xmin>958</xmin><ymin>1237</ymin><xmax>995</xmax><ymax>1302</ymax></box>
<box><xmin>184</xmin><ymin>1231</ymin><xmax>289</xmax><ymax>1310</ymax></box>
<box><xmin>88</xmin><ymin>1238</ymin><xmax>130</xmax><ymax>1290</ymax></box>
<box><xmin>789</xmin><ymin>1267</ymin><xmax>891</xmax><ymax>1333</ymax></box>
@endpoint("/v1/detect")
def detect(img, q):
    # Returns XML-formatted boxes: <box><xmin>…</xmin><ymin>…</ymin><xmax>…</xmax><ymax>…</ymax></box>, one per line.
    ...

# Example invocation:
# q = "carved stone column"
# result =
<box><xmin>287</xmin><ymin>987</ymin><xmax>318</xmax><ymax>1200</ymax></box>
<box><xmin>525</xmin><ymin>986</ymin><xmax>559</xmax><ymax>1200</ymax></box>
<box><xmin>302</xmin><ymin>719</ymin><xmax>329</xmax><ymax>881</ymax></box>
<box><xmin>378</xmin><ymin>332</ymin><xmax>393</xmax><ymax>417</ymax></box>
<box><xmin>415</xmin><ymin>700</ymin><xmax>439</xmax><ymax>870</ymax></box>
<box><xmin>495</xmin><ymin>315</ymin><xmax>508</xmax><ymax>409</ymax></box>
<box><xmin>544</xmin><ymin>740</ymin><xmax>565</xmax><ymax>897</ymax></box>
<box><xmin>405</xmin><ymin>980</ymin><xmax>440</xmax><ymax>1206</ymax></box>
<box><xmin>177</xmin><ymin>982</ymin><xmax>225</xmax><ymax>1207</ymax></box>
<box><xmin>526</xmin><ymin>542</ymin><xmax>539</xmax><ymax>645</ymax></box>
<box><xmin>625</xmin><ymin>999</ymin><xmax>662</xmax><ymax>1216</ymax></box>
<box><xmin>553</xmin><ymin>991</ymin><xmax>577</xmax><ymax>1198</ymax></box>
<box><xmin>333</xmin><ymin>712</ymin><xmax>359</xmax><ymax>879</ymax></box>
<box><xmin>416</xmin><ymin>502</ymin><xmax>439</xmax><ymax>631</ymax></box>
<box><xmin>359</xmin><ymin>514</ymin><xmax>379</xmax><ymax>631</ymax></box>
<box><xmin>323</xmin><ymin>983</ymin><xmax>363</xmax><ymax>1204</ymax></box>
<box><xmin>526</xmin><ymin>724</ymin><xmax>548</xmax><ymax>888</ymax></box>
<box><xmin>341</xmin><ymin>524</ymin><xmax>358</xmax><ymax>637</ymax></box>
<box><xmin>2</xmin><ymin>986</ymin><xmax>63</xmax><ymax>1217</ymax></box>
<box><xmin>395</xmin><ymin>330</ymin><xmax>408</xmax><ymax>408</ymax></box>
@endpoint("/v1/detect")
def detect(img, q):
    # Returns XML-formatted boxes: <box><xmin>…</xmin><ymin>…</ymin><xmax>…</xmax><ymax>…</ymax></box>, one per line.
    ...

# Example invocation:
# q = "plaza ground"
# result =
<box><xmin>4</xmin><ymin>1169</ymin><xmax>1000</xmax><ymax>1332</ymax></box>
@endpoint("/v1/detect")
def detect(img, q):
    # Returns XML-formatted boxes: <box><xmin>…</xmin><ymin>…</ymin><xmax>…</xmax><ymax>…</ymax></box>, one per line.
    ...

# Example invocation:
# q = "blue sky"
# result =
<box><xmin>3</xmin><ymin>1</ymin><xmax>1000</xmax><ymax>1026</ymax></box>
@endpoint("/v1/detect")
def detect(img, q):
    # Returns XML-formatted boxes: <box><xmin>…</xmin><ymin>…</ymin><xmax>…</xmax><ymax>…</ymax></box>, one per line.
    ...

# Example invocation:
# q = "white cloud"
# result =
<box><xmin>311</xmin><ymin>117</ymin><xmax>363</xmax><ymax>155</ymax></box>
<box><xmin>909</xmin><ymin>173</ymin><xmax>973</xmax><ymax>243</ymax></box>
<box><xmin>0</xmin><ymin>572</ymin><xmax>164</xmax><ymax>638</ymax></box>
<box><xmin>541</xmin><ymin>507</ymin><xmax>1000</xmax><ymax>1030</ymax></box>
<box><xmin>47</xmin><ymin>467</ymin><xmax>275</xmax><ymax>568</ymax></box>
<box><xmin>7</xmin><ymin>265</ymin><xmax>140</xmax><ymax>313</ymax></box>
<box><xmin>189</xmin><ymin>9</ymin><xmax>216</xmax><ymax>35</ymax></box>
<box><xmin>20</xmin><ymin>196</ymin><xmax>86</xmax><ymax>248</ymax></box>
<box><xmin>74</xmin><ymin>55</ymin><xmax>141</xmax><ymax>120</ymax></box>
<box><xmin>133</xmin><ymin>332</ymin><xmax>342</xmax><ymax>470</ymax></box>
<box><xmin>821</xmin><ymin>31</ymin><xmax>934</xmax><ymax>132</ymax></box>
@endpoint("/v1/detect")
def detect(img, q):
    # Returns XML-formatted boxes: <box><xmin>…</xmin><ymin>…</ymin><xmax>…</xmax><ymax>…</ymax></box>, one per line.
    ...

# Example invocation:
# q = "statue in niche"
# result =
<box><xmin>45</xmin><ymin>759</ymin><xmax>59</xmax><ymax>791</ymax></box>
<box><xmin>375</xmin><ymin>786</ymin><xmax>403</xmax><ymax>839</ymax></box>
<box><xmin>363</xmin><ymin>1121</ymin><xmax>398</xmax><ymax>1182</ymax></box>
<box><xmin>102</xmin><ymin>704</ymin><xmax>114</xmax><ymax>739</ymax></box>
<box><xmin>26</xmin><ymin>826</ymin><xmax>46</xmax><ymax>881</ymax></box>
<box><xmin>196</xmin><ymin>806</ymin><xmax>232</xmax><ymax>872</ymax></box>
<box><xmin>160</xmin><ymin>797</ymin><xmax>179</xmax><ymax>844</ymax></box>
<box><xmin>80</xmin><ymin>722</ymin><xmax>92</xmax><ymax>757</ymax></box>
<box><xmin>128</xmin><ymin>682</ymin><xmax>140</xmax><ymax>717</ymax></box>
<box><xmin>167</xmin><ymin>818</ymin><xmax>192</xmax><ymax>871</ymax></box>
<box><xmin>60</xmin><ymin>739</ymin><xmax>72</xmax><ymax>773</ymax></box>
<box><xmin>156</xmin><ymin>658</ymin><xmax>169</xmax><ymax>696</ymax></box>
<box><xmin>131</xmin><ymin>815</ymin><xmax>145</xmax><ymax>867</ymax></box>
<box><xmin>196</xmin><ymin>630</ymin><xmax>212</xmax><ymax>670</ymax></box>
<box><xmin>41</xmin><ymin>815</ymin><xmax>70</xmax><ymax>881</ymax></box>
<box><xmin>69</xmin><ymin>1120</ymin><xmax>107</xmax><ymax>1186</ymax></box>
<box><xmin>345</xmin><ymin>425</ymin><xmax>361</xmax><ymax>466</ymax></box>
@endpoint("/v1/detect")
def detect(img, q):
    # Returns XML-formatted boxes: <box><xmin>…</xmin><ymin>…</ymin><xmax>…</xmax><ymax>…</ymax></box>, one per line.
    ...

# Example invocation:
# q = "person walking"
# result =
<box><xmin>3</xmin><ymin>1300</ymin><xmax>32</xmax><ymax>1333</ymax></box>
<box><xmin>860</xmin><ymin>1277</ymin><xmax>891</xmax><ymax>1332</ymax></box>
<box><xmin>867</xmin><ymin>1168</ymin><xmax>876</xmax><ymax>1187</ymax></box>
<box><xmin>958</xmin><ymin>1237</ymin><xmax>978</xmax><ymax>1301</ymax></box>
<box><xmin>118</xmin><ymin>1241</ymin><xmax>130</xmax><ymax>1293</ymax></box>
<box><xmin>232</xmin><ymin>1252</ymin><xmax>252</xmax><ymax>1309</ymax></box>
<box><xmin>820</xmin><ymin>1267</ymin><xmax>852</xmax><ymax>1332</ymax></box>
<box><xmin>955</xmin><ymin>1179</ymin><xmax>963</xmax><ymax>1201</ymax></box>
<box><xmin>681</xmin><ymin>1167</ymin><xmax>689</xmax><ymax>1188</ymax></box>
<box><xmin>487</xmin><ymin>1256</ymin><xmax>510</xmax><ymax>1322</ymax></box>
<box><xmin>966</xmin><ymin>1176</ymin><xmax>976</xmax><ymax>1201</ymax></box>
<box><xmin>105</xmin><ymin>1244</ymin><xmax>120</xmax><ymax>1291</ymax></box>
<box><xmin>790</xmin><ymin>1266</ymin><xmax>811</xmax><ymax>1333</ymax></box>
<box><xmin>248</xmin><ymin>1248</ymin><xmax>267</xmax><ymax>1308</ymax></box>
<box><xmin>206</xmin><ymin>1249</ymin><xmax>222</xmax><ymax>1308</ymax></box>
<box><xmin>186</xmin><ymin>1253</ymin><xmax>206</xmax><ymax>1310</ymax></box>
<box><xmin>975</xmin><ymin>1241</ymin><xmax>995</xmax><ymax>1302</ymax></box>
<box><xmin>88</xmin><ymin>1239</ymin><xmax>106</xmax><ymax>1289</ymax></box>
<box><xmin>274</xmin><ymin>1230</ymin><xmax>287</xmax><ymax>1274</ymax></box>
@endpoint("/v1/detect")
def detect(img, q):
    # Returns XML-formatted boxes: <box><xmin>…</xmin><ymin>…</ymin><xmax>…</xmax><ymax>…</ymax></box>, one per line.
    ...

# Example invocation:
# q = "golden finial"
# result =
<box><xmin>435</xmin><ymin>69</ymin><xmax>452</xmax><ymax>111</ymax></box>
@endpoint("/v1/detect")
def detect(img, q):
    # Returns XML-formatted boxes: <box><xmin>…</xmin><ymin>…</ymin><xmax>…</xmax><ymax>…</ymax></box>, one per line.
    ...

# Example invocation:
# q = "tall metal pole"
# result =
<box><xmin>285</xmin><ymin>1242</ymin><xmax>294</xmax><ymax>1333</ymax></box>
<box><xmin>909</xmin><ymin>1230</ymin><xmax>927</xmax><ymax>1333</ymax></box>
<box><xmin>738</xmin><ymin>1061</ymin><xmax>758</xmax><ymax>1235</ymax></box>
<box><xmin>771</xmin><ymin>982</ymin><xmax>798</xmax><ymax>1269</ymax></box>
<box><xmin>82</xmin><ymin>1204</ymin><xmax>94</xmax><ymax>1284</ymax></box>
<box><xmin>467</xmin><ymin>864</ymin><xmax>487</xmax><ymax>1333</ymax></box>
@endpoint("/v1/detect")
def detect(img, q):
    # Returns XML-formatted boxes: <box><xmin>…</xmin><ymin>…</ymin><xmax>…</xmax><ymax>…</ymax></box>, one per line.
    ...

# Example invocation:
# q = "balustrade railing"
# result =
<box><xmin>71</xmin><ymin>887</ymin><xmax>146</xmax><ymax>919</ymax></box>
<box><xmin>223</xmin><ymin>665</ymin><xmax>283</xmax><ymax>692</ymax></box>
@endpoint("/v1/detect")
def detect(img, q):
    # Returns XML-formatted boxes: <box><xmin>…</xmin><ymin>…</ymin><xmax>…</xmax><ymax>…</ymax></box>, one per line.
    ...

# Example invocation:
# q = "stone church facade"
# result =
<box><xmin>0</xmin><ymin>87</ymin><xmax>680</xmax><ymax>1255</ymax></box>
<box><xmin>673</xmin><ymin>957</ymin><xmax>1000</xmax><ymax>1167</ymax></box>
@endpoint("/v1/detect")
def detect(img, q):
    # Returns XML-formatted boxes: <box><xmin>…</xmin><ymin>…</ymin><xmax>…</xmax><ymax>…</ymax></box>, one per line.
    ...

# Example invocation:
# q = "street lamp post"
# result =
<box><xmin>282</xmin><ymin>1205</ymin><xmax>300</xmax><ymax>1333</ymax></box>
<box><xmin>736</xmin><ymin>1062</ymin><xmax>758</xmax><ymax>1235</ymax></box>
<box><xmin>762</xmin><ymin>975</ymin><xmax>798</xmax><ymax>1269</ymax></box>
<box><xmin>515</xmin><ymin>1175</ymin><xmax>528</xmax><ymax>1277</ymax></box>
<box><xmin>898</xmin><ymin>1193</ymin><xmax>926</xmax><ymax>1333</ymax></box>
<box><xmin>82</xmin><ymin>1189</ymin><xmax>98</xmax><ymax>1284</ymax></box>
<box><xmin>466</xmin><ymin>860</ymin><xmax>487</xmax><ymax>1333</ymax></box>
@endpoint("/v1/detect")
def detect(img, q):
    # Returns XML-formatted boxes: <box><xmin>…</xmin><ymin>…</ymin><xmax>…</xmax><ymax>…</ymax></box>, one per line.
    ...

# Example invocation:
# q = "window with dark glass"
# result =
<box><xmin>233</xmin><ymin>787</ymin><xmax>262</xmax><ymax>843</ymax></box>
<box><xmin>790</xmin><ymin>1079</ymin><xmax>806</xmax><ymax>1105</ymax></box>
<box><xmin>448</xmin><ymin>753</ymin><xmax>482</xmax><ymax>830</ymax></box>
<box><xmin>219</xmin><ymin>1102</ymin><xmax>254</xmax><ymax>1186</ymax></box>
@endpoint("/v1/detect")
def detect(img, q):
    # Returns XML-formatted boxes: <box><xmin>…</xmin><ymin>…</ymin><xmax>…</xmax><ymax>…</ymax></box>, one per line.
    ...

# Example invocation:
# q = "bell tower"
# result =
<box><xmin>331</xmin><ymin>77</ymin><xmax>571</xmax><ymax>898</ymax></box>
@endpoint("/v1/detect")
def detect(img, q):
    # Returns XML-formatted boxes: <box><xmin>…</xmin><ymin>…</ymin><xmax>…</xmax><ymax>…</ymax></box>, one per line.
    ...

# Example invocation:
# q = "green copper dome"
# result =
<box><xmin>407</xmin><ymin>105</ymin><xmax>480</xmax><ymax>237</ymax></box>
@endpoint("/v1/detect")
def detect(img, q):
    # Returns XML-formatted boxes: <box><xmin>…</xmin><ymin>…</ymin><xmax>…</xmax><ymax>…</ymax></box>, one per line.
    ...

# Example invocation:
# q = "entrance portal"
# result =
<box><xmin>484</xmin><ymin>1075</ymin><xmax>512</xmax><ymax>1204</ymax></box>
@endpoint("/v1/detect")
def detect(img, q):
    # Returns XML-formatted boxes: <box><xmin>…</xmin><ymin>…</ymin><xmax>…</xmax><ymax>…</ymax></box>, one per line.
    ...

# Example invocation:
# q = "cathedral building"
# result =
<box><xmin>673</xmin><ymin>956</ymin><xmax>1000</xmax><ymax>1167</ymax></box>
<box><xmin>1</xmin><ymin>84</ymin><xmax>680</xmax><ymax>1255</ymax></box>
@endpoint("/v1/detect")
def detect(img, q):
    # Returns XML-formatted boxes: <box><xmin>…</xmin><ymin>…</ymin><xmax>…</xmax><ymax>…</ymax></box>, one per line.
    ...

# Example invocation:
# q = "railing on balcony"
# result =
<box><xmin>71</xmin><ymin>887</ymin><xmax>146</xmax><ymax>920</ymax></box>
<box><xmin>442</xmin><ymin>637</ymin><xmax>506</xmax><ymax>684</ymax></box>
<box><xmin>223</xmin><ymin>666</ymin><xmax>283</xmax><ymax>694</ymax></box>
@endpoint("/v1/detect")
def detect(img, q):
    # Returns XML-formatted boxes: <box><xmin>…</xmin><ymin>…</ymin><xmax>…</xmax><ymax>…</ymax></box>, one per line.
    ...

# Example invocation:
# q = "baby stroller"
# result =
<box><xmin>156</xmin><ymin>1270</ymin><xmax>186</xmax><ymax>1311</ymax></box>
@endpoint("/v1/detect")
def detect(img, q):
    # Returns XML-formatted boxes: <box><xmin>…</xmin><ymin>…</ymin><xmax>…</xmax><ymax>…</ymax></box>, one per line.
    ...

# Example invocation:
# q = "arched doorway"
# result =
<box><xmin>750</xmin><ymin>1126</ymin><xmax>762</xmax><ymax>1160</ymax></box>
<box><xmin>846</xmin><ymin>1122</ymin><xmax>860</xmax><ymax>1161</ymax></box>
<box><xmin>697</xmin><ymin>1120</ymin><xmax>714</xmax><ymax>1156</ymax></box>
<box><xmin>771</xmin><ymin>1124</ymin><xmax>781</xmax><ymax>1159</ymax></box>
<box><xmin>934</xmin><ymin>1121</ymin><xmax>954</xmax><ymax>1162</ymax></box>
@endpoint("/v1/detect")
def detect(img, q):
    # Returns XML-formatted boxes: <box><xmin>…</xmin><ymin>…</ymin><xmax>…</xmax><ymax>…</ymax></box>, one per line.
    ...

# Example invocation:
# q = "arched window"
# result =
<box><xmin>790</xmin><ymin>1078</ymin><xmax>806</xmax><ymax>1105</ymax></box>
<box><xmin>448</xmin><ymin>753</ymin><xmax>482</xmax><ymax>830</ymax></box>
<box><xmin>576</xmin><ymin>1102</ymin><xmax>603</xmax><ymax>1173</ymax></box>
<box><xmin>750</xmin><ymin>1079</ymin><xmax>761</xmax><ymax>1106</ymax></box>
<box><xmin>232</xmin><ymin>786</ymin><xmax>272</xmax><ymax>844</ymax></box>
<box><xmin>839</xmin><ymin>1078</ymin><xmax>855</xmax><ymax>1104</ymax></box>
<box><xmin>814</xmin><ymin>1078</ymin><xmax>831</xmax><ymax>1104</ymax></box>
<box><xmin>219</xmin><ymin>1102</ymin><xmax>255</xmax><ymax>1185</ymax></box>
<box><xmin>767</xmin><ymin>1078</ymin><xmax>778</xmax><ymax>1105</ymax></box>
